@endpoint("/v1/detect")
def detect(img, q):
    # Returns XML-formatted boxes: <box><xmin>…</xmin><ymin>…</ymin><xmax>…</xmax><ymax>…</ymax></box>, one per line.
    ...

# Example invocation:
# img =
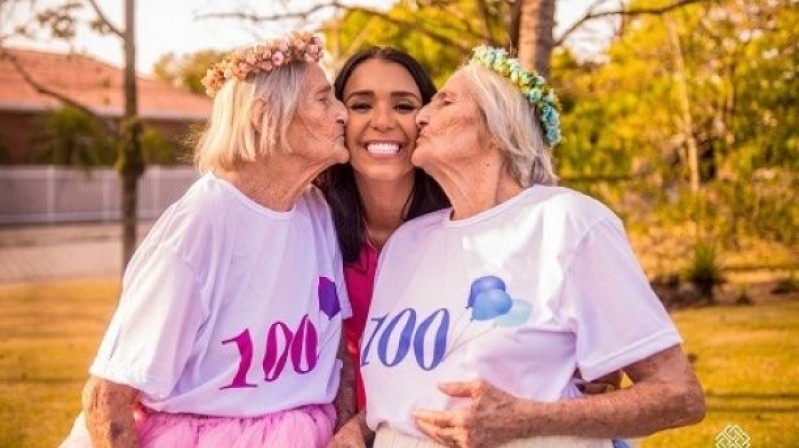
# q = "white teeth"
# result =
<box><xmin>366</xmin><ymin>143</ymin><xmax>400</xmax><ymax>155</ymax></box>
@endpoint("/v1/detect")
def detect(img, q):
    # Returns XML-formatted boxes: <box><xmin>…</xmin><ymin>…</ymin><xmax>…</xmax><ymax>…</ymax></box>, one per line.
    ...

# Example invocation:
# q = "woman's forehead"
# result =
<box><xmin>437</xmin><ymin>72</ymin><xmax>470</xmax><ymax>98</ymax></box>
<box><xmin>345</xmin><ymin>59</ymin><xmax>420</xmax><ymax>94</ymax></box>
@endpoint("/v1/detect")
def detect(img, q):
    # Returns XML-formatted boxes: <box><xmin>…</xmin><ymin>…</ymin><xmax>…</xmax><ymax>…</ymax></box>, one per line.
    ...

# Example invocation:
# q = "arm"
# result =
<box><xmin>82</xmin><ymin>376</ymin><xmax>139</xmax><ymax>448</ymax></box>
<box><xmin>520</xmin><ymin>345</ymin><xmax>704</xmax><ymax>438</ymax></box>
<box><xmin>332</xmin><ymin>334</ymin><xmax>357</xmax><ymax>431</ymax></box>
<box><xmin>415</xmin><ymin>345</ymin><xmax>704</xmax><ymax>447</ymax></box>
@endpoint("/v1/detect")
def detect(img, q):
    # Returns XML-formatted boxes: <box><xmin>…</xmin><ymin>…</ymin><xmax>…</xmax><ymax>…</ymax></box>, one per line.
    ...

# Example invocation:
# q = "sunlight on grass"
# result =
<box><xmin>642</xmin><ymin>301</ymin><xmax>799</xmax><ymax>447</ymax></box>
<box><xmin>0</xmin><ymin>281</ymin><xmax>797</xmax><ymax>447</ymax></box>
<box><xmin>0</xmin><ymin>280</ymin><xmax>119</xmax><ymax>448</ymax></box>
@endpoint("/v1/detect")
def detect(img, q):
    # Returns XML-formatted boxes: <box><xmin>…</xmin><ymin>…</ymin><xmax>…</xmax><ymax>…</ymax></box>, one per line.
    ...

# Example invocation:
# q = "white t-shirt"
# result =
<box><xmin>90</xmin><ymin>173</ymin><xmax>351</xmax><ymax>417</ymax></box>
<box><xmin>361</xmin><ymin>186</ymin><xmax>682</xmax><ymax>438</ymax></box>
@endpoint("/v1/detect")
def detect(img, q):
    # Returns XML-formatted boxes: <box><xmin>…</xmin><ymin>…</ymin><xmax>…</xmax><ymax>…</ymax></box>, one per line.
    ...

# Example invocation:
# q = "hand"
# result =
<box><xmin>413</xmin><ymin>379</ymin><xmax>528</xmax><ymax>448</ymax></box>
<box><xmin>326</xmin><ymin>428</ymin><xmax>367</xmax><ymax>448</ymax></box>
<box><xmin>576</xmin><ymin>370</ymin><xmax>622</xmax><ymax>395</ymax></box>
<box><xmin>327</xmin><ymin>411</ymin><xmax>372</xmax><ymax>448</ymax></box>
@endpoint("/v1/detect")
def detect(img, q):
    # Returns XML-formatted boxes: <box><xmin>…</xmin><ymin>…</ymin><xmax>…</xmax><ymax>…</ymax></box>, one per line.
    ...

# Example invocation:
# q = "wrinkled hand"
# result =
<box><xmin>326</xmin><ymin>428</ymin><xmax>367</xmax><ymax>448</ymax></box>
<box><xmin>326</xmin><ymin>412</ymin><xmax>371</xmax><ymax>448</ymax></box>
<box><xmin>414</xmin><ymin>379</ymin><xmax>530</xmax><ymax>448</ymax></box>
<box><xmin>576</xmin><ymin>370</ymin><xmax>622</xmax><ymax>395</ymax></box>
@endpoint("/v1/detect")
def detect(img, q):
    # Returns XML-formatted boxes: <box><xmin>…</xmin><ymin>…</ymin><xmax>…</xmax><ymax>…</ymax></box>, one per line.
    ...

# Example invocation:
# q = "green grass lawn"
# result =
<box><xmin>642</xmin><ymin>300</ymin><xmax>799</xmax><ymax>447</ymax></box>
<box><xmin>1</xmin><ymin>280</ymin><xmax>797</xmax><ymax>447</ymax></box>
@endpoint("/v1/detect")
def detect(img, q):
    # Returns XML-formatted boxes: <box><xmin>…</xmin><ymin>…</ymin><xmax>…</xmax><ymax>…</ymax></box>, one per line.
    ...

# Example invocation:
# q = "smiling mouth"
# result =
<box><xmin>366</xmin><ymin>142</ymin><xmax>401</xmax><ymax>155</ymax></box>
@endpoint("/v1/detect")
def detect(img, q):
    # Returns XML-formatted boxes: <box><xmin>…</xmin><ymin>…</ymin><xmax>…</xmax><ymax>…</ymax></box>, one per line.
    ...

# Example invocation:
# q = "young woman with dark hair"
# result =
<box><xmin>316</xmin><ymin>47</ymin><xmax>450</xmax><ymax>418</ymax></box>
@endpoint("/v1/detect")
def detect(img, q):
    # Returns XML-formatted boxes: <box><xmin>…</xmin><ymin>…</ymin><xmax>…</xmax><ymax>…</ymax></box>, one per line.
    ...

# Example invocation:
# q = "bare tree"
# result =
<box><xmin>117</xmin><ymin>0</ymin><xmax>143</xmax><ymax>268</ymax></box>
<box><xmin>2</xmin><ymin>0</ymin><xmax>143</xmax><ymax>270</ymax></box>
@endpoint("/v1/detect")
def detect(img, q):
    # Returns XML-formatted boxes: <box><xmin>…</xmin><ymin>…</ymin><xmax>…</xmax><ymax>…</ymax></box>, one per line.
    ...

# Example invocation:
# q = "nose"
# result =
<box><xmin>416</xmin><ymin>104</ymin><xmax>430</xmax><ymax>130</ymax></box>
<box><xmin>335</xmin><ymin>99</ymin><xmax>348</xmax><ymax>125</ymax></box>
<box><xmin>371</xmin><ymin>104</ymin><xmax>394</xmax><ymax>131</ymax></box>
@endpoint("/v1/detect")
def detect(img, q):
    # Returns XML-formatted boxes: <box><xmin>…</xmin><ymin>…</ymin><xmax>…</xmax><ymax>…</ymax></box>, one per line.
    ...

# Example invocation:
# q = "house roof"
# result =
<box><xmin>0</xmin><ymin>47</ymin><xmax>210</xmax><ymax>121</ymax></box>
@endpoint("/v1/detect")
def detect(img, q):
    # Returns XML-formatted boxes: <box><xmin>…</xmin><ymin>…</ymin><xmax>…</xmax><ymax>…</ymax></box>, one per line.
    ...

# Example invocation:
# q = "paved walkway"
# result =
<box><xmin>0</xmin><ymin>222</ymin><xmax>152</xmax><ymax>284</ymax></box>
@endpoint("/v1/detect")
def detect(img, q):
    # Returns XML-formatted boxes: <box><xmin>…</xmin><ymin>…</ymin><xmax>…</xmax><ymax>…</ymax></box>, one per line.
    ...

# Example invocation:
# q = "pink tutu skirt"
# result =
<box><xmin>60</xmin><ymin>403</ymin><xmax>335</xmax><ymax>447</ymax></box>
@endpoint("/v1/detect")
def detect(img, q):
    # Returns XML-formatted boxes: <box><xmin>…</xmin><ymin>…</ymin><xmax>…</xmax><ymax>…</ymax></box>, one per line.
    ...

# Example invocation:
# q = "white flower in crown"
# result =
<box><xmin>470</xmin><ymin>45</ymin><xmax>562</xmax><ymax>147</ymax></box>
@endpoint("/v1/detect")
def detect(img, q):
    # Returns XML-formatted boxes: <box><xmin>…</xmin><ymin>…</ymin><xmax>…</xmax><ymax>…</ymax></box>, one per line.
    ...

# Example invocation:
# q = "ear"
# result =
<box><xmin>251</xmin><ymin>97</ymin><xmax>266</xmax><ymax>133</ymax></box>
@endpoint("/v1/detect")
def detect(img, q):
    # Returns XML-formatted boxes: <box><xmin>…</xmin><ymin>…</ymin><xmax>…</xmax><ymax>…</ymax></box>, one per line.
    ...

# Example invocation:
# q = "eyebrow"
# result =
<box><xmin>344</xmin><ymin>89</ymin><xmax>422</xmax><ymax>102</ymax></box>
<box><xmin>316</xmin><ymin>85</ymin><xmax>333</xmax><ymax>96</ymax></box>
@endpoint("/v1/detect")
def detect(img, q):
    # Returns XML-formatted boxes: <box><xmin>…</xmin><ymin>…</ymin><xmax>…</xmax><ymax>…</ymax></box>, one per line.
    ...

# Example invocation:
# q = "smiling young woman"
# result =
<box><xmin>316</xmin><ymin>48</ymin><xmax>450</xmax><ymax>423</ymax></box>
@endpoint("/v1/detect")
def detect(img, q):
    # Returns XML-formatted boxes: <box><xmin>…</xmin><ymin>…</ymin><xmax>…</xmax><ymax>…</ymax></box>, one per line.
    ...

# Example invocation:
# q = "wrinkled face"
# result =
<box><xmin>413</xmin><ymin>70</ymin><xmax>488</xmax><ymax>175</ymax></box>
<box><xmin>342</xmin><ymin>59</ymin><xmax>423</xmax><ymax>183</ymax></box>
<box><xmin>286</xmin><ymin>64</ymin><xmax>349</xmax><ymax>166</ymax></box>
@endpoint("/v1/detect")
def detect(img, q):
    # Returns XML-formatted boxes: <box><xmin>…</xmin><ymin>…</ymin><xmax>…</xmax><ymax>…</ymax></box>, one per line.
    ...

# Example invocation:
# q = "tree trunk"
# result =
<box><xmin>667</xmin><ymin>16</ymin><xmax>700</xmax><ymax>193</ymax></box>
<box><xmin>516</xmin><ymin>0</ymin><xmax>556</xmax><ymax>78</ymax></box>
<box><xmin>120</xmin><ymin>0</ymin><xmax>144</xmax><ymax>269</ymax></box>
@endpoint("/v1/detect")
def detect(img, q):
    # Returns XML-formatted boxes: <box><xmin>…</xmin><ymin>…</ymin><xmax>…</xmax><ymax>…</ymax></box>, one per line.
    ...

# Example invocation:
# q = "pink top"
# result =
<box><xmin>343</xmin><ymin>240</ymin><xmax>379</xmax><ymax>410</ymax></box>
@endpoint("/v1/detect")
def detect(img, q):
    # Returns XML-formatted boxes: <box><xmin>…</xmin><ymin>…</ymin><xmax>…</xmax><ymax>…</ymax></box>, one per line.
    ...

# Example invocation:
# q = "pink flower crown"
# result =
<box><xmin>201</xmin><ymin>32</ymin><xmax>324</xmax><ymax>98</ymax></box>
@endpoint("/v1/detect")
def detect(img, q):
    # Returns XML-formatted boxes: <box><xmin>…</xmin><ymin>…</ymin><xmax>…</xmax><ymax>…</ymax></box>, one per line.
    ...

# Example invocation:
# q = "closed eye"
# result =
<box><xmin>395</xmin><ymin>103</ymin><xmax>419</xmax><ymax>113</ymax></box>
<box><xmin>348</xmin><ymin>102</ymin><xmax>371</xmax><ymax>112</ymax></box>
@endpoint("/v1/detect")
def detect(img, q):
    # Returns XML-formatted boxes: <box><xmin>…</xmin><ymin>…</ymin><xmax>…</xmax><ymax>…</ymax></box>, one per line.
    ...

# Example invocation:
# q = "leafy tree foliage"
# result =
<box><xmin>322</xmin><ymin>0</ymin><xmax>511</xmax><ymax>85</ymax></box>
<box><xmin>30</xmin><ymin>106</ymin><xmax>115</xmax><ymax>167</ymax></box>
<box><xmin>30</xmin><ymin>107</ymin><xmax>186</xmax><ymax>167</ymax></box>
<box><xmin>556</xmin><ymin>0</ymin><xmax>797</xmax><ymax>244</ymax></box>
<box><xmin>152</xmin><ymin>49</ymin><xmax>228</xmax><ymax>95</ymax></box>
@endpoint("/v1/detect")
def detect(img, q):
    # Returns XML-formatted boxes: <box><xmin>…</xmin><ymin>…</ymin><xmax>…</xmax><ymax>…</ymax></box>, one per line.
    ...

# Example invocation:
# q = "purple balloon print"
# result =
<box><xmin>318</xmin><ymin>276</ymin><xmax>340</xmax><ymax>319</ymax></box>
<box><xmin>467</xmin><ymin>275</ymin><xmax>507</xmax><ymax>308</ymax></box>
<box><xmin>471</xmin><ymin>289</ymin><xmax>513</xmax><ymax>321</ymax></box>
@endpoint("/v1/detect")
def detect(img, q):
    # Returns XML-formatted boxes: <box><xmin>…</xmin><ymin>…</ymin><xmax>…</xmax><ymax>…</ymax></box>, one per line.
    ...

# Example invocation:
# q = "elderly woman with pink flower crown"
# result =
<box><xmin>350</xmin><ymin>47</ymin><xmax>705</xmax><ymax>448</ymax></box>
<box><xmin>60</xmin><ymin>32</ymin><xmax>355</xmax><ymax>448</ymax></box>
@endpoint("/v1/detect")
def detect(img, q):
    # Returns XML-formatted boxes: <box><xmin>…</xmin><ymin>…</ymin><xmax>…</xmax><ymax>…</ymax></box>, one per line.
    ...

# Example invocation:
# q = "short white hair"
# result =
<box><xmin>194</xmin><ymin>62</ymin><xmax>308</xmax><ymax>172</ymax></box>
<box><xmin>460</xmin><ymin>64</ymin><xmax>557</xmax><ymax>186</ymax></box>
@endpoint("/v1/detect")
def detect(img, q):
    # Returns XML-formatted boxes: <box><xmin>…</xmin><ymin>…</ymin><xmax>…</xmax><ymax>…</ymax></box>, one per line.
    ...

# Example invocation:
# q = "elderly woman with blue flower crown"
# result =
<box><xmin>353</xmin><ymin>47</ymin><xmax>705</xmax><ymax>448</ymax></box>
<box><xmin>60</xmin><ymin>32</ymin><xmax>356</xmax><ymax>448</ymax></box>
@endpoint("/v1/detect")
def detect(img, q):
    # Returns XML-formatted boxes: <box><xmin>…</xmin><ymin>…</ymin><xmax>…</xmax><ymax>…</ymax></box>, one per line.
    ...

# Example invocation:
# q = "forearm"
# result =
<box><xmin>82</xmin><ymin>376</ymin><xmax>139</xmax><ymax>447</ymax></box>
<box><xmin>333</xmin><ymin>336</ymin><xmax>357</xmax><ymax>431</ymax></box>
<box><xmin>515</xmin><ymin>347</ymin><xmax>705</xmax><ymax>439</ymax></box>
<box><xmin>515</xmin><ymin>378</ymin><xmax>704</xmax><ymax>439</ymax></box>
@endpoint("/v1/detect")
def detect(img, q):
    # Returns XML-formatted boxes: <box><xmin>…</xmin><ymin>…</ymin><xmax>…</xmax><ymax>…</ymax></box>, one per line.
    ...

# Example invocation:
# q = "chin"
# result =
<box><xmin>410</xmin><ymin>152</ymin><xmax>426</xmax><ymax>169</ymax></box>
<box><xmin>333</xmin><ymin>146</ymin><xmax>350</xmax><ymax>164</ymax></box>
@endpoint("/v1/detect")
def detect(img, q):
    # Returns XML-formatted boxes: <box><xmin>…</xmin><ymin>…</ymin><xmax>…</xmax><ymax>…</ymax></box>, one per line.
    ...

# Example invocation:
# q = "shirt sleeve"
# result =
<box><xmin>89</xmin><ymin>243</ymin><xmax>206</xmax><ymax>399</ymax></box>
<box><xmin>559</xmin><ymin>217</ymin><xmax>683</xmax><ymax>381</ymax></box>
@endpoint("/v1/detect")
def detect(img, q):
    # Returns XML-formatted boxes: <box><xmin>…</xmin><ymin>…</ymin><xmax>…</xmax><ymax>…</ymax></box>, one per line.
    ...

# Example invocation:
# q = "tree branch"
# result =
<box><xmin>197</xmin><ymin>1</ymin><xmax>471</xmax><ymax>54</ymax></box>
<box><xmin>555</xmin><ymin>0</ymin><xmax>707</xmax><ymax>47</ymax></box>
<box><xmin>1</xmin><ymin>48</ymin><xmax>118</xmax><ymax>135</ymax></box>
<box><xmin>85</xmin><ymin>0</ymin><xmax>123</xmax><ymax>38</ymax></box>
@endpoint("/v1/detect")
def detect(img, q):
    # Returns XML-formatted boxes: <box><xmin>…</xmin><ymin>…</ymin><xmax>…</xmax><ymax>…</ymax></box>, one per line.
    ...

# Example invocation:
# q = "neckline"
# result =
<box><xmin>442</xmin><ymin>186</ymin><xmax>536</xmax><ymax>228</ymax></box>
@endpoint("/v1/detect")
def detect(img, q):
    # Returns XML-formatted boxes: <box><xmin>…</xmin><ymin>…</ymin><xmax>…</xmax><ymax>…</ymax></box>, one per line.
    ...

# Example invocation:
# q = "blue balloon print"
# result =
<box><xmin>318</xmin><ymin>276</ymin><xmax>340</xmax><ymax>319</ymax></box>
<box><xmin>494</xmin><ymin>299</ymin><xmax>533</xmax><ymax>327</ymax></box>
<box><xmin>468</xmin><ymin>275</ymin><xmax>506</xmax><ymax>308</ymax></box>
<box><xmin>471</xmin><ymin>289</ymin><xmax>513</xmax><ymax>321</ymax></box>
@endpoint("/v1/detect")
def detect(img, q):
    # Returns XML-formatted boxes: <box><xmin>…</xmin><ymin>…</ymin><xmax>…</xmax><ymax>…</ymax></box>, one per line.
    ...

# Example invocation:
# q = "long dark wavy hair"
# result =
<box><xmin>316</xmin><ymin>47</ymin><xmax>450</xmax><ymax>263</ymax></box>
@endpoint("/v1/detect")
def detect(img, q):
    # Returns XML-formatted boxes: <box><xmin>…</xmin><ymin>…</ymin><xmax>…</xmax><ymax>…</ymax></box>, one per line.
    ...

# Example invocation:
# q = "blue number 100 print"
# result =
<box><xmin>360</xmin><ymin>308</ymin><xmax>450</xmax><ymax>371</ymax></box>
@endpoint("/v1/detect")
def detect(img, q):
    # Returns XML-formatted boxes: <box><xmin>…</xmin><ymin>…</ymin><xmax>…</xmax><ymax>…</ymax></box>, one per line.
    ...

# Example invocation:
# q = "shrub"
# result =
<box><xmin>683</xmin><ymin>241</ymin><xmax>725</xmax><ymax>302</ymax></box>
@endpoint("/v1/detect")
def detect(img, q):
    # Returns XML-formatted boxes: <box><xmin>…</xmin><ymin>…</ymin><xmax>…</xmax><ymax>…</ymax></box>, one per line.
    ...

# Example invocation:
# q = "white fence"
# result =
<box><xmin>0</xmin><ymin>166</ymin><xmax>199</xmax><ymax>225</ymax></box>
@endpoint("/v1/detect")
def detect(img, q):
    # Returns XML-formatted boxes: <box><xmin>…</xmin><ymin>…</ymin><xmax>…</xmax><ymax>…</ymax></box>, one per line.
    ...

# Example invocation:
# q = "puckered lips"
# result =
<box><xmin>365</xmin><ymin>141</ymin><xmax>402</xmax><ymax>157</ymax></box>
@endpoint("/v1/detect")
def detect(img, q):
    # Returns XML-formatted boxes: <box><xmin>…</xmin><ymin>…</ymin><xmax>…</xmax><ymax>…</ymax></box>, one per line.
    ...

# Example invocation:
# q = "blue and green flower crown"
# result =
<box><xmin>469</xmin><ymin>46</ymin><xmax>562</xmax><ymax>147</ymax></box>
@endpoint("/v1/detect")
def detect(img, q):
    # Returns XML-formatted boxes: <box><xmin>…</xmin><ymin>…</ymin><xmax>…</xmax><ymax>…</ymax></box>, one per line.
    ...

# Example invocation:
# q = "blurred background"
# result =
<box><xmin>0</xmin><ymin>0</ymin><xmax>796</xmax><ymax>446</ymax></box>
